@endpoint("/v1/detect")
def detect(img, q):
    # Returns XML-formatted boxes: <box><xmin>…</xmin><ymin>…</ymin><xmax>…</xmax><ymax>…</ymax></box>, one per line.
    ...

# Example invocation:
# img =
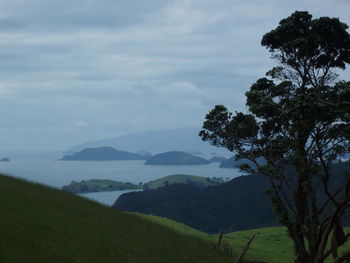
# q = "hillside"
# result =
<box><xmin>138</xmin><ymin>216</ymin><xmax>295</xmax><ymax>262</ymax></box>
<box><xmin>114</xmin><ymin>163</ymin><xmax>350</xmax><ymax>233</ymax></box>
<box><xmin>60</xmin><ymin>146</ymin><xmax>146</xmax><ymax>161</ymax></box>
<box><xmin>0</xmin><ymin>174</ymin><xmax>231</xmax><ymax>263</ymax></box>
<box><xmin>62</xmin><ymin>179</ymin><xmax>141</xmax><ymax>193</ymax></box>
<box><xmin>143</xmin><ymin>174</ymin><xmax>224</xmax><ymax>190</ymax></box>
<box><xmin>114</xmin><ymin>174</ymin><xmax>276</xmax><ymax>233</ymax></box>
<box><xmin>145</xmin><ymin>151</ymin><xmax>210</xmax><ymax>165</ymax></box>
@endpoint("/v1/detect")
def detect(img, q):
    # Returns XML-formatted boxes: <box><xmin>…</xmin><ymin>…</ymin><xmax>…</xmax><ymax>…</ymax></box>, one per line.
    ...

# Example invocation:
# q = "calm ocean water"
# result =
<box><xmin>0</xmin><ymin>159</ymin><xmax>242</xmax><ymax>206</ymax></box>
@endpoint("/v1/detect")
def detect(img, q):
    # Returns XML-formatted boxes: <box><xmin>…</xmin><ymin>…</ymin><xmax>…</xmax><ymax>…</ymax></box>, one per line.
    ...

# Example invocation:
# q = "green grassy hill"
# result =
<box><xmin>141</xmin><ymin>216</ymin><xmax>350</xmax><ymax>263</ymax></box>
<box><xmin>3</xmin><ymin>174</ymin><xmax>349</xmax><ymax>263</ymax></box>
<box><xmin>62</xmin><ymin>179</ymin><xmax>141</xmax><ymax>193</ymax></box>
<box><xmin>222</xmin><ymin>227</ymin><xmax>350</xmax><ymax>263</ymax></box>
<box><xmin>137</xmin><ymin>215</ymin><xmax>293</xmax><ymax>263</ymax></box>
<box><xmin>0</xmin><ymin>174</ymin><xmax>231</xmax><ymax>263</ymax></box>
<box><xmin>143</xmin><ymin>174</ymin><xmax>224</xmax><ymax>190</ymax></box>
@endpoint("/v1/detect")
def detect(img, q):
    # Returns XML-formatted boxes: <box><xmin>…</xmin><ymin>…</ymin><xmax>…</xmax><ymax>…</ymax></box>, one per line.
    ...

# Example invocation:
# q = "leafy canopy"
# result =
<box><xmin>200</xmin><ymin>11</ymin><xmax>350</xmax><ymax>263</ymax></box>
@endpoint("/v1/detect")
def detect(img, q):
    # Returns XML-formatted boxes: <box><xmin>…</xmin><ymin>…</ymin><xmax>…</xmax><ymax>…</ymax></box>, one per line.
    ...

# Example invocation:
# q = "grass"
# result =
<box><xmin>224</xmin><ymin>227</ymin><xmax>293</xmax><ymax>263</ymax></box>
<box><xmin>137</xmin><ymin>214</ymin><xmax>289</xmax><ymax>262</ymax></box>
<box><xmin>0</xmin><ymin>174</ymin><xmax>231</xmax><ymax>263</ymax></box>
<box><xmin>3</xmin><ymin>173</ymin><xmax>350</xmax><ymax>263</ymax></box>
<box><xmin>137</xmin><ymin>214</ymin><xmax>291</xmax><ymax>262</ymax></box>
<box><xmin>138</xmin><ymin>213</ymin><xmax>213</xmax><ymax>240</ymax></box>
<box><xmin>223</xmin><ymin>227</ymin><xmax>350</xmax><ymax>263</ymax></box>
<box><xmin>138</xmin><ymin>215</ymin><xmax>350</xmax><ymax>263</ymax></box>
<box><xmin>144</xmin><ymin>174</ymin><xmax>224</xmax><ymax>189</ymax></box>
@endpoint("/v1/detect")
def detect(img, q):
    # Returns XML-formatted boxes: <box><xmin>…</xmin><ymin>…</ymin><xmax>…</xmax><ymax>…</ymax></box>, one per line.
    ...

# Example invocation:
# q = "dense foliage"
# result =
<box><xmin>115</xmin><ymin>164</ymin><xmax>350</xmax><ymax>234</ymax></box>
<box><xmin>199</xmin><ymin>11</ymin><xmax>350</xmax><ymax>263</ymax></box>
<box><xmin>115</xmin><ymin>174</ymin><xmax>276</xmax><ymax>232</ymax></box>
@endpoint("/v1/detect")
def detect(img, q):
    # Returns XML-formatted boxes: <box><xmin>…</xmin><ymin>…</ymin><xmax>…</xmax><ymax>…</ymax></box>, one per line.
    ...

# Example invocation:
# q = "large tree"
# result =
<box><xmin>199</xmin><ymin>11</ymin><xmax>350</xmax><ymax>263</ymax></box>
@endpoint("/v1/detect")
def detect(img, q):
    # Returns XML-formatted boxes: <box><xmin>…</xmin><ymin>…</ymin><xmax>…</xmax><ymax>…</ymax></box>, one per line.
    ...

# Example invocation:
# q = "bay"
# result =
<box><xmin>0</xmin><ymin>159</ymin><xmax>242</xmax><ymax>206</ymax></box>
<box><xmin>79</xmin><ymin>190</ymin><xmax>141</xmax><ymax>206</ymax></box>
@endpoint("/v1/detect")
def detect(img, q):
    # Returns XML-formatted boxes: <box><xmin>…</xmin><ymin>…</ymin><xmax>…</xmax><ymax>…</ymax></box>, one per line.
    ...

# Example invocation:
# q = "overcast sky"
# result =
<box><xmin>0</xmin><ymin>0</ymin><xmax>349</xmax><ymax>151</ymax></box>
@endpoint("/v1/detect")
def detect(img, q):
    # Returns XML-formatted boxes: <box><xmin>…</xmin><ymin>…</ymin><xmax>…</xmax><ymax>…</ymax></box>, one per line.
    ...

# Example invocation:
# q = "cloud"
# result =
<box><xmin>74</xmin><ymin>120</ymin><xmax>89</xmax><ymax>128</ymax></box>
<box><xmin>0</xmin><ymin>0</ymin><xmax>348</xmax><ymax>150</ymax></box>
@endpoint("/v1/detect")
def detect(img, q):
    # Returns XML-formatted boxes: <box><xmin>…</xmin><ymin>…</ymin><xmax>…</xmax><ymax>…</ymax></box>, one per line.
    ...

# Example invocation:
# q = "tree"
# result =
<box><xmin>199</xmin><ymin>11</ymin><xmax>350</xmax><ymax>263</ymax></box>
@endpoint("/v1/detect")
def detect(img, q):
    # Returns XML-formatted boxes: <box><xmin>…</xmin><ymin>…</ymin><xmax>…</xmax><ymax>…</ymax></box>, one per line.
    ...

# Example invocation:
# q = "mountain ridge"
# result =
<box><xmin>67</xmin><ymin>128</ymin><xmax>231</xmax><ymax>156</ymax></box>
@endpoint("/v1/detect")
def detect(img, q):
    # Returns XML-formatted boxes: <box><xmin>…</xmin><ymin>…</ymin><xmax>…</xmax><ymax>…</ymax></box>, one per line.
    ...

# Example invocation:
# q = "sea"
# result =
<box><xmin>0</xmin><ymin>152</ymin><xmax>242</xmax><ymax>206</ymax></box>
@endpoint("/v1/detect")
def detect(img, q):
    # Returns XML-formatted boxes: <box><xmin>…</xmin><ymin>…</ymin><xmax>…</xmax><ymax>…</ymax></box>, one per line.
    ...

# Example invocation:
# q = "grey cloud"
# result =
<box><xmin>0</xmin><ymin>0</ymin><xmax>169</xmax><ymax>31</ymax></box>
<box><xmin>0</xmin><ymin>0</ymin><xmax>348</xmax><ymax>150</ymax></box>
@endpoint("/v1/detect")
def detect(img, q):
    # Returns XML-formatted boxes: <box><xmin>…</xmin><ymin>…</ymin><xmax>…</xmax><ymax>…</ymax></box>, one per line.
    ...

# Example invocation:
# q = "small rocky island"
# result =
<box><xmin>145</xmin><ymin>151</ymin><xmax>210</xmax><ymax>165</ymax></box>
<box><xmin>60</xmin><ymin>146</ymin><xmax>148</xmax><ymax>161</ymax></box>
<box><xmin>62</xmin><ymin>179</ymin><xmax>141</xmax><ymax>193</ymax></box>
<box><xmin>0</xmin><ymin>157</ymin><xmax>10</xmax><ymax>162</ymax></box>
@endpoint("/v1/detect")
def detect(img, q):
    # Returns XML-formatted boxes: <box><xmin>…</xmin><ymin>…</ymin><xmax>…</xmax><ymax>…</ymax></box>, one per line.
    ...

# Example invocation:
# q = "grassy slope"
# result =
<box><xmin>138</xmin><ymin>213</ymin><xmax>213</xmax><ymax>240</ymax></box>
<box><xmin>225</xmin><ymin>227</ymin><xmax>293</xmax><ymax>263</ymax></box>
<box><xmin>144</xmin><ymin>174</ymin><xmax>223</xmax><ymax>189</ymax></box>
<box><xmin>3</xmin><ymin>174</ymin><xmax>349</xmax><ymax>263</ymax></box>
<box><xmin>0</xmin><ymin>174</ymin><xmax>230</xmax><ymax>263</ymax></box>
<box><xmin>138</xmin><ymin>215</ymin><xmax>290</xmax><ymax>262</ymax></box>
<box><xmin>225</xmin><ymin>227</ymin><xmax>350</xmax><ymax>263</ymax></box>
<box><xmin>140</xmin><ymin>215</ymin><xmax>350</xmax><ymax>263</ymax></box>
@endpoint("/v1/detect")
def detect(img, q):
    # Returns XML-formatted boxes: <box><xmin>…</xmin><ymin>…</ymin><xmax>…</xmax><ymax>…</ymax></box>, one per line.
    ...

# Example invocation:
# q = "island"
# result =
<box><xmin>142</xmin><ymin>174</ymin><xmax>225</xmax><ymax>190</ymax></box>
<box><xmin>144</xmin><ymin>151</ymin><xmax>210</xmax><ymax>165</ymax></box>
<box><xmin>60</xmin><ymin>146</ymin><xmax>148</xmax><ymax>161</ymax></box>
<box><xmin>0</xmin><ymin>157</ymin><xmax>10</xmax><ymax>162</ymax></box>
<box><xmin>61</xmin><ymin>179</ymin><xmax>141</xmax><ymax>193</ymax></box>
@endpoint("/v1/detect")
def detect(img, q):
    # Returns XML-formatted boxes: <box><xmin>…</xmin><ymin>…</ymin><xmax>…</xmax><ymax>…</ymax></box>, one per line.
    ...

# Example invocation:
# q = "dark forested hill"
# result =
<box><xmin>113</xmin><ymin>174</ymin><xmax>276</xmax><ymax>233</ymax></box>
<box><xmin>114</xmin><ymin>163</ymin><xmax>350</xmax><ymax>233</ymax></box>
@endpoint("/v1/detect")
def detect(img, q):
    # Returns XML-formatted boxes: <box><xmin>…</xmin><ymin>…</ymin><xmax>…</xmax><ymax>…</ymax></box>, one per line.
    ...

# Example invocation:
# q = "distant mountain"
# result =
<box><xmin>209</xmin><ymin>156</ymin><xmax>227</xmax><ymax>163</ymax></box>
<box><xmin>144</xmin><ymin>151</ymin><xmax>210</xmax><ymax>166</ymax></box>
<box><xmin>60</xmin><ymin>147</ymin><xmax>147</xmax><ymax>161</ymax></box>
<box><xmin>67</xmin><ymin>128</ymin><xmax>230</xmax><ymax>156</ymax></box>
